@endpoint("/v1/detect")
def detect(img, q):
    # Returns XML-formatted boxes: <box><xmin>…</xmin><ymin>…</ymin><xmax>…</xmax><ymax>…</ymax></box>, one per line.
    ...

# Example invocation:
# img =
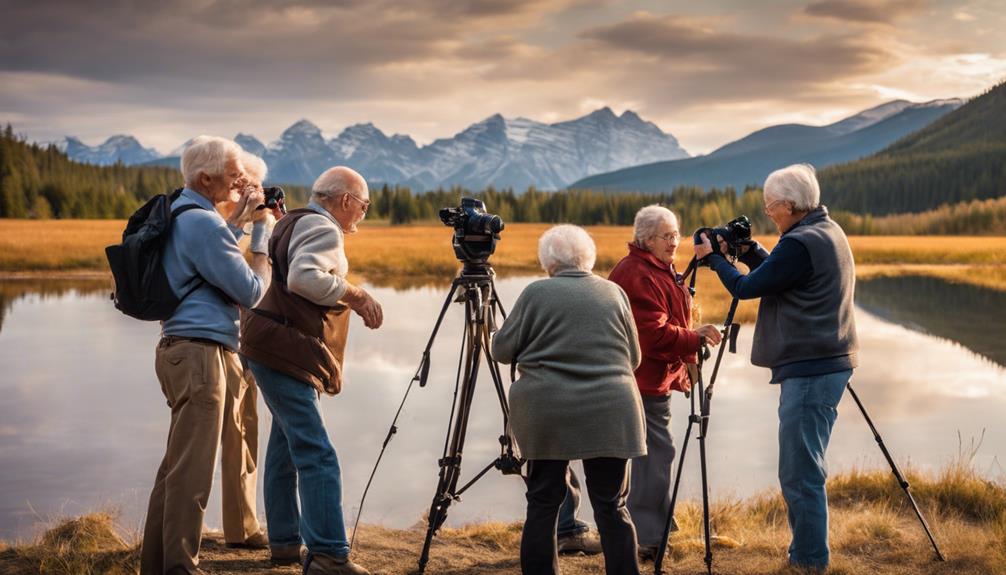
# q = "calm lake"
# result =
<box><xmin>1</xmin><ymin>274</ymin><xmax>1004</xmax><ymax>541</ymax></box>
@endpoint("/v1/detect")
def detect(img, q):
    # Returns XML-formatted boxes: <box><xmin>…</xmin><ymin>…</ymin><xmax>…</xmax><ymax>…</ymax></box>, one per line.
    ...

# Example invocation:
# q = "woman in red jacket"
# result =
<box><xmin>608</xmin><ymin>205</ymin><xmax>722</xmax><ymax>561</ymax></box>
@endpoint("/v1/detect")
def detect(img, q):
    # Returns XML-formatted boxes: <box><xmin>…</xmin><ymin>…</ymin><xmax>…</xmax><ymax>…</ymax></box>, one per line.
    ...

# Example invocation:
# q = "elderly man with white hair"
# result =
<box><xmin>141</xmin><ymin>135</ymin><xmax>274</xmax><ymax>575</ymax></box>
<box><xmin>241</xmin><ymin>166</ymin><xmax>381</xmax><ymax>574</ymax></box>
<box><xmin>607</xmin><ymin>205</ymin><xmax>722</xmax><ymax>562</ymax></box>
<box><xmin>493</xmin><ymin>225</ymin><xmax>646</xmax><ymax>575</ymax></box>
<box><xmin>695</xmin><ymin>163</ymin><xmax>858</xmax><ymax>571</ymax></box>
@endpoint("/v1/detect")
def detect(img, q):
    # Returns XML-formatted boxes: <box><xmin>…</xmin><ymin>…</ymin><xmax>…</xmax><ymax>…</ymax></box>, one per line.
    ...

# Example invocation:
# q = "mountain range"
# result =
<box><xmin>571</xmin><ymin>99</ymin><xmax>962</xmax><ymax>192</ymax></box>
<box><xmin>64</xmin><ymin>108</ymin><xmax>690</xmax><ymax>190</ymax></box>
<box><xmin>60</xmin><ymin>98</ymin><xmax>963</xmax><ymax>194</ymax></box>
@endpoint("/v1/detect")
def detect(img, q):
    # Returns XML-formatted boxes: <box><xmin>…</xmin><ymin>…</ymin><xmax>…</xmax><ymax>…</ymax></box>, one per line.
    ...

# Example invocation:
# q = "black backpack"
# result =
<box><xmin>106</xmin><ymin>189</ymin><xmax>208</xmax><ymax>320</ymax></box>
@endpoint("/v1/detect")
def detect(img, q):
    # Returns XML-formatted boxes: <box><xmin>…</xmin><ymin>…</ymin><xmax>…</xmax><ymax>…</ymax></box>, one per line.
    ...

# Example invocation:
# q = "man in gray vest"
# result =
<box><xmin>694</xmin><ymin>163</ymin><xmax>858</xmax><ymax>572</ymax></box>
<box><xmin>241</xmin><ymin>166</ymin><xmax>381</xmax><ymax>575</ymax></box>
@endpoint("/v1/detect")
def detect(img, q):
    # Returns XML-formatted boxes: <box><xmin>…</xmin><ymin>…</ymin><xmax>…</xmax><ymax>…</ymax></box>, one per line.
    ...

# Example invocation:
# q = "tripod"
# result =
<box><xmin>653</xmin><ymin>255</ymin><xmax>740</xmax><ymax>575</ymax></box>
<box><xmin>398</xmin><ymin>264</ymin><xmax>523</xmax><ymax>573</ymax></box>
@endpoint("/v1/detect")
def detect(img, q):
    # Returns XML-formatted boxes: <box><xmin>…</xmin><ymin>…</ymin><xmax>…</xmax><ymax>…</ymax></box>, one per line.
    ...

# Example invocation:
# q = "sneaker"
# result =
<box><xmin>557</xmin><ymin>530</ymin><xmax>603</xmax><ymax>555</ymax></box>
<box><xmin>270</xmin><ymin>542</ymin><xmax>307</xmax><ymax>566</ymax></box>
<box><xmin>304</xmin><ymin>552</ymin><xmax>371</xmax><ymax>575</ymax></box>
<box><xmin>226</xmin><ymin>529</ymin><xmax>269</xmax><ymax>549</ymax></box>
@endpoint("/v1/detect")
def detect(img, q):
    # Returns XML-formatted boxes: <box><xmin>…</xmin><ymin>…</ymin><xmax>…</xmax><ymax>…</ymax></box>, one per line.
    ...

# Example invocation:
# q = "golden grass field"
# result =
<box><xmin>2</xmin><ymin>220</ymin><xmax>1005</xmax><ymax>325</ymax></box>
<box><xmin>2</xmin><ymin>461</ymin><xmax>1004</xmax><ymax>574</ymax></box>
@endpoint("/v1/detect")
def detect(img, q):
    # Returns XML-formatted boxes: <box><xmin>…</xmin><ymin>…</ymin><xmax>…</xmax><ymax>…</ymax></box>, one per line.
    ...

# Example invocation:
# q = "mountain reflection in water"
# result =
<box><xmin>856</xmin><ymin>275</ymin><xmax>1006</xmax><ymax>368</ymax></box>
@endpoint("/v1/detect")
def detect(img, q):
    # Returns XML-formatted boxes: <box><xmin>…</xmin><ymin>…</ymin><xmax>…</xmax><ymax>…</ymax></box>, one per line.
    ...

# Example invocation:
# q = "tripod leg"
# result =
<box><xmin>418</xmin><ymin>294</ymin><xmax>484</xmax><ymax>573</ymax></box>
<box><xmin>847</xmin><ymin>383</ymin><xmax>946</xmax><ymax>561</ymax></box>
<box><xmin>654</xmin><ymin>415</ymin><xmax>694</xmax><ymax>575</ymax></box>
<box><xmin>698</xmin><ymin>413</ymin><xmax>713</xmax><ymax>575</ymax></box>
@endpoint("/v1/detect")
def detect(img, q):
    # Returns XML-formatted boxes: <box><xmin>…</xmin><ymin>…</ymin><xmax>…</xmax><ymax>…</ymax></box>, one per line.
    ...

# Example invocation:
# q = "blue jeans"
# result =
<box><xmin>558</xmin><ymin>469</ymin><xmax>588</xmax><ymax>537</ymax></box>
<box><xmin>777</xmin><ymin>369</ymin><xmax>851</xmax><ymax>570</ymax></box>
<box><xmin>247</xmin><ymin>359</ymin><xmax>350</xmax><ymax>558</ymax></box>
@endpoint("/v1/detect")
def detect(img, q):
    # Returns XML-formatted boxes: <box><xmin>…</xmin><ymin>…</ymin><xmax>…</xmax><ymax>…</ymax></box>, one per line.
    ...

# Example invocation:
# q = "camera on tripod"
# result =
<box><xmin>439</xmin><ymin>198</ymin><xmax>505</xmax><ymax>269</ymax></box>
<box><xmin>692</xmin><ymin>215</ymin><xmax>752</xmax><ymax>259</ymax></box>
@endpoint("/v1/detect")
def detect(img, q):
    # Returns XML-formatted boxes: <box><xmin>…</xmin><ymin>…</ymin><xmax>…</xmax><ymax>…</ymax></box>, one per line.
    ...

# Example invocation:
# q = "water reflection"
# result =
<box><xmin>0</xmin><ymin>276</ymin><xmax>1003</xmax><ymax>543</ymax></box>
<box><xmin>856</xmin><ymin>275</ymin><xmax>1006</xmax><ymax>368</ymax></box>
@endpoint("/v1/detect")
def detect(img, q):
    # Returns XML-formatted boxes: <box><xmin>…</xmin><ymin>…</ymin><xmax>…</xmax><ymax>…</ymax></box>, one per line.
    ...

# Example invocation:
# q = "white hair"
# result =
<box><xmin>311</xmin><ymin>166</ymin><xmax>367</xmax><ymax>201</ymax></box>
<box><xmin>241</xmin><ymin>151</ymin><xmax>268</xmax><ymax>184</ymax></box>
<box><xmin>633</xmin><ymin>205</ymin><xmax>678</xmax><ymax>248</ymax></box>
<box><xmin>180</xmin><ymin>135</ymin><xmax>242</xmax><ymax>187</ymax></box>
<box><xmin>764</xmin><ymin>163</ymin><xmax>820</xmax><ymax>212</ymax></box>
<box><xmin>538</xmin><ymin>224</ymin><xmax>597</xmax><ymax>275</ymax></box>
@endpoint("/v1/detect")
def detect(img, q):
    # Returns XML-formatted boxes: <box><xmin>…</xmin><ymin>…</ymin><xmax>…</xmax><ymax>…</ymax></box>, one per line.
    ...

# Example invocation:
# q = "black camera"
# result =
<box><xmin>258</xmin><ymin>186</ymin><xmax>287</xmax><ymax>215</ymax></box>
<box><xmin>439</xmin><ymin>198</ymin><xmax>504</xmax><ymax>271</ymax></box>
<box><xmin>693</xmin><ymin>215</ymin><xmax>753</xmax><ymax>259</ymax></box>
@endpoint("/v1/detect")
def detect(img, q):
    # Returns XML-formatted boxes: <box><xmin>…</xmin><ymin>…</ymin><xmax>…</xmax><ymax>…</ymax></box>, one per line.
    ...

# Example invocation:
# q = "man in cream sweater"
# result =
<box><xmin>242</xmin><ymin>167</ymin><xmax>382</xmax><ymax>574</ymax></box>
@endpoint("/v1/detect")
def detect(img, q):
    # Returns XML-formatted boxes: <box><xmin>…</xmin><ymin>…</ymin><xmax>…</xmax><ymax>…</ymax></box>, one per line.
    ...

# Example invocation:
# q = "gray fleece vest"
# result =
<box><xmin>751</xmin><ymin>206</ymin><xmax>859</xmax><ymax>369</ymax></box>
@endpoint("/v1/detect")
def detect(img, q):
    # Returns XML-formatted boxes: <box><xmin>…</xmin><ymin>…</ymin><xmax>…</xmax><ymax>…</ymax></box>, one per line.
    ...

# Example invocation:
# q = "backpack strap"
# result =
<box><xmin>168</xmin><ymin>200</ymin><xmax>220</xmax><ymax>304</ymax></box>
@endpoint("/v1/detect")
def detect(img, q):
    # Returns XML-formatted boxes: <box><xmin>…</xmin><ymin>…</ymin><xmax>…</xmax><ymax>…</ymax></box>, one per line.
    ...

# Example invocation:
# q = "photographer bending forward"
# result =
<box><xmin>241</xmin><ymin>167</ymin><xmax>382</xmax><ymax>575</ymax></box>
<box><xmin>493</xmin><ymin>225</ymin><xmax>646</xmax><ymax>575</ymax></box>
<box><xmin>695</xmin><ymin>163</ymin><xmax>858</xmax><ymax>572</ymax></box>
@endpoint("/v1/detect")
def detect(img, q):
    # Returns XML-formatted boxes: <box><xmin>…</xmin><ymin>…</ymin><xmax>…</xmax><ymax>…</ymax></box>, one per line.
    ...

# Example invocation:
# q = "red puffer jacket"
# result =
<box><xmin>608</xmin><ymin>244</ymin><xmax>700</xmax><ymax>396</ymax></box>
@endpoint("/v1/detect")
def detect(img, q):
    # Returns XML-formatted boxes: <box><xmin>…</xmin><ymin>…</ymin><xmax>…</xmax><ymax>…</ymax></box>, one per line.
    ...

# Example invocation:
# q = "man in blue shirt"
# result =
<box><xmin>695</xmin><ymin>163</ymin><xmax>858</xmax><ymax>572</ymax></box>
<box><xmin>141</xmin><ymin>135</ymin><xmax>277</xmax><ymax>575</ymax></box>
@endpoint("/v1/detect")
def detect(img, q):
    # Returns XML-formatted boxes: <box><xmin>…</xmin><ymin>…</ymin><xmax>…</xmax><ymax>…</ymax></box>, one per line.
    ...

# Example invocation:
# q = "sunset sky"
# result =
<box><xmin>2</xmin><ymin>0</ymin><xmax>1004</xmax><ymax>155</ymax></box>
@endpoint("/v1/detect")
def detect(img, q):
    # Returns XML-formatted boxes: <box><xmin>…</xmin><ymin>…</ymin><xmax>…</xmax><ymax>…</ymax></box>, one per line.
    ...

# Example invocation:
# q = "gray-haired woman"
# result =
<box><xmin>492</xmin><ymin>224</ymin><xmax>646</xmax><ymax>575</ymax></box>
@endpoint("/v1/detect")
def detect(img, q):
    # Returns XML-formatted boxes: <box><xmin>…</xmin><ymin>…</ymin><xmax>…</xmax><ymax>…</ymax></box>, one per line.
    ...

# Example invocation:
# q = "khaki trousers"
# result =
<box><xmin>141</xmin><ymin>338</ymin><xmax>235</xmax><ymax>575</ymax></box>
<box><xmin>220</xmin><ymin>362</ymin><xmax>261</xmax><ymax>543</ymax></box>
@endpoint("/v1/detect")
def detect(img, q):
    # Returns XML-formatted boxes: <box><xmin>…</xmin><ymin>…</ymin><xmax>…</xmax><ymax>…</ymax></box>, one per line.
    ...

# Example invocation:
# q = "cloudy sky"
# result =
<box><xmin>2</xmin><ymin>0</ymin><xmax>1004</xmax><ymax>155</ymax></box>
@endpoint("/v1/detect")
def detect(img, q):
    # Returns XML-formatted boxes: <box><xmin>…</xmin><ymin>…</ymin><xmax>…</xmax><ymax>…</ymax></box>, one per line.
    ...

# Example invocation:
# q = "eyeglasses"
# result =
<box><xmin>346</xmin><ymin>193</ymin><xmax>370</xmax><ymax>211</ymax></box>
<box><xmin>763</xmin><ymin>199</ymin><xmax>787</xmax><ymax>215</ymax></box>
<box><xmin>656</xmin><ymin>231</ymin><xmax>681</xmax><ymax>242</ymax></box>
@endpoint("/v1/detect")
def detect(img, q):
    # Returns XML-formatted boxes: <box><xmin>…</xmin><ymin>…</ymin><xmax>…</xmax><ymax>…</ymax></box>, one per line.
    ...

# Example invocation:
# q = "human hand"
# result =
<box><xmin>696</xmin><ymin>324</ymin><xmax>723</xmax><ymax>347</ymax></box>
<box><xmin>694</xmin><ymin>233</ymin><xmax>714</xmax><ymax>259</ymax></box>
<box><xmin>227</xmin><ymin>186</ymin><xmax>265</xmax><ymax>227</ymax></box>
<box><xmin>346</xmin><ymin>286</ymin><xmax>383</xmax><ymax>329</ymax></box>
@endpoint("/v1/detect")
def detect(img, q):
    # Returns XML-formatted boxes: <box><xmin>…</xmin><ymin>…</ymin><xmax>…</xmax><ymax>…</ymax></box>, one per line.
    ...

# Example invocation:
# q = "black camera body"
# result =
<box><xmin>693</xmin><ymin>215</ymin><xmax>753</xmax><ymax>259</ymax></box>
<box><xmin>259</xmin><ymin>186</ymin><xmax>287</xmax><ymax>215</ymax></box>
<box><xmin>439</xmin><ymin>198</ymin><xmax>504</xmax><ymax>271</ymax></box>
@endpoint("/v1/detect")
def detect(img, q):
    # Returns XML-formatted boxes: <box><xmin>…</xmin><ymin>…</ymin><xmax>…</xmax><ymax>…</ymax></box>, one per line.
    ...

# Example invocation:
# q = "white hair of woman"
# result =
<box><xmin>311</xmin><ymin>166</ymin><xmax>366</xmax><ymax>201</ymax></box>
<box><xmin>241</xmin><ymin>151</ymin><xmax>268</xmax><ymax>184</ymax></box>
<box><xmin>180</xmin><ymin>135</ymin><xmax>243</xmax><ymax>187</ymax></box>
<box><xmin>632</xmin><ymin>205</ymin><xmax>678</xmax><ymax>248</ymax></box>
<box><xmin>764</xmin><ymin>163</ymin><xmax>821</xmax><ymax>212</ymax></box>
<box><xmin>538</xmin><ymin>224</ymin><xmax>597</xmax><ymax>276</ymax></box>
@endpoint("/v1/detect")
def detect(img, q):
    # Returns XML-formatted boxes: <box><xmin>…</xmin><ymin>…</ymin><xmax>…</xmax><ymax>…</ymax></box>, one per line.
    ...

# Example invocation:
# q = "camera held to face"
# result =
<box><xmin>257</xmin><ymin>186</ymin><xmax>287</xmax><ymax>215</ymax></box>
<box><xmin>439</xmin><ymin>198</ymin><xmax>505</xmax><ymax>270</ymax></box>
<box><xmin>693</xmin><ymin>215</ymin><xmax>753</xmax><ymax>259</ymax></box>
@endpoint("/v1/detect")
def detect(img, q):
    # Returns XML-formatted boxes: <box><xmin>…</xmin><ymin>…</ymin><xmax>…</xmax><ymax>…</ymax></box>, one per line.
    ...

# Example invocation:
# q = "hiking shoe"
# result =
<box><xmin>226</xmin><ymin>529</ymin><xmax>269</xmax><ymax>549</ymax></box>
<box><xmin>304</xmin><ymin>552</ymin><xmax>371</xmax><ymax>575</ymax></box>
<box><xmin>557</xmin><ymin>530</ymin><xmax>603</xmax><ymax>555</ymax></box>
<box><xmin>270</xmin><ymin>542</ymin><xmax>307</xmax><ymax>566</ymax></box>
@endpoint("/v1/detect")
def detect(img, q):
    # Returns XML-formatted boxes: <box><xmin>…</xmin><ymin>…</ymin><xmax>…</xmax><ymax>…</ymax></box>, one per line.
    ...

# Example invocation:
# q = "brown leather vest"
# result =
<box><xmin>240</xmin><ymin>208</ymin><xmax>351</xmax><ymax>395</ymax></box>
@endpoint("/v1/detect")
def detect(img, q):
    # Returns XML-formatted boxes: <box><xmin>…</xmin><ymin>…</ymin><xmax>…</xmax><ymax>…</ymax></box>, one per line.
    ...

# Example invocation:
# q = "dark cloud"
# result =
<box><xmin>579</xmin><ymin>13</ymin><xmax>896</xmax><ymax>101</ymax></box>
<box><xmin>804</xmin><ymin>0</ymin><xmax>928</xmax><ymax>24</ymax></box>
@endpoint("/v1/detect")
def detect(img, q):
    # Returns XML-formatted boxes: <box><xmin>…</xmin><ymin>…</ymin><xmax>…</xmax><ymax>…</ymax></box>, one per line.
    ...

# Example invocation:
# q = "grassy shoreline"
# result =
<box><xmin>3</xmin><ymin>220</ymin><xmax>1005</xmax><ymax>325</ymax></box>
<box><xmin>2</xmin><ymin>462</ymin><xmax>1003</xmax><ymax>574</ymax></box>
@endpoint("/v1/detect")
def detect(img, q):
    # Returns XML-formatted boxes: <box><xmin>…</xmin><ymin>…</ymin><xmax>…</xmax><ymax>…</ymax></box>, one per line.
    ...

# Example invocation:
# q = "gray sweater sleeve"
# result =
<box><xmin>286</xmin><ymin>214</ymin><xmax>349</xmax><ymax>305</ymax></box>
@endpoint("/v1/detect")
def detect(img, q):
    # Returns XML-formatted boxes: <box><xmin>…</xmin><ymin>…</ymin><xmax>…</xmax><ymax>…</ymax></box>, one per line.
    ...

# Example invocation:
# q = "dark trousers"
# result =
<box><xmin>522</xmin><ymin>458</ymin><xmax>640</xmax><ymax>575</ymax></box>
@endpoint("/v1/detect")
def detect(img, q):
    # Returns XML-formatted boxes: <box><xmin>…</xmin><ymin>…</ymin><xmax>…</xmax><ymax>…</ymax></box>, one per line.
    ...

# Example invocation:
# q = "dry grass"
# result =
<box><xmin>0</xmin><ymin>513</ymin><xmax>138</xmax><ymax>575</ymax></box>
<box><xmin>2</xmin><ymin>221</ymin><xmax>1005</xmax><ymax>324</ymax></box>
<box><xmin>3</xmin><ymin>462</ymin><xmax>1004</xmax><ymax>574</ymax></box>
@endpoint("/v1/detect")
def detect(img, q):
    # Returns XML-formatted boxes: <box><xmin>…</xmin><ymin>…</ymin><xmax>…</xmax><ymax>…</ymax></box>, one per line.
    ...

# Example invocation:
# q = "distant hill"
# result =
<box><xmin>58</xmin><ymin>135</ymin><xmax>160</xmax><ymax>166</ymax></box>
<box><xmin>570</xmin><ymin>99</ymin><xmax>962</xmax><ymax>193</ymax></box>
<box><xmin>821</xmin><ymin>82</ymin><xmax>1006</xmax><ymax>215</ymax></box>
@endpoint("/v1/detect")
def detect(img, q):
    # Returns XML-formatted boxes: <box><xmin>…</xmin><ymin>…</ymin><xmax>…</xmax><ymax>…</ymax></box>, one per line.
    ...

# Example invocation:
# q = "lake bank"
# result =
<box><xmin>2</xmin><ymin>463</ymin><xmax>1003</xmax><ymax>575</ymax></box>
<box><xmin>3</xmin><ymin>220</ymin><xmax>1006</xmax><ymax>326</ymax></box>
